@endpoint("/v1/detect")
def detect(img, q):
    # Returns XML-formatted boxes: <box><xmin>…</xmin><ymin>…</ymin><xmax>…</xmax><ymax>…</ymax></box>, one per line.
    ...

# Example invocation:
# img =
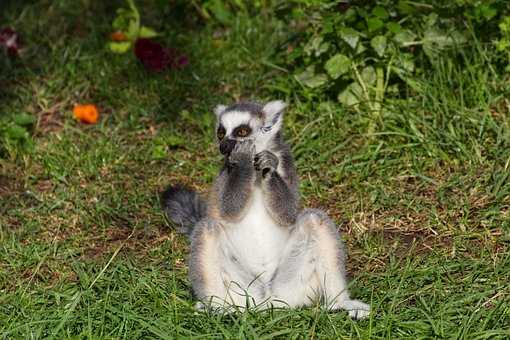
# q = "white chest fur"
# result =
<box><xmin>223</xmin><ymin>188</ymin><xmax>289</xmax><ymax>279</ymax></box>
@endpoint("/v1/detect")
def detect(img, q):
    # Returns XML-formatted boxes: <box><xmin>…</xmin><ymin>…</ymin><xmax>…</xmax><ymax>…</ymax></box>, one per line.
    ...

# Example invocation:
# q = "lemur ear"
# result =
<box><xmin>262</xmin><ymin>100</ymin><xmax>286</xmax><ymax>127</ymax></box>
<box><xmin>214</xmin><ymin>104</ymin><xmax>227</xmax><ymax>117</ymax></box>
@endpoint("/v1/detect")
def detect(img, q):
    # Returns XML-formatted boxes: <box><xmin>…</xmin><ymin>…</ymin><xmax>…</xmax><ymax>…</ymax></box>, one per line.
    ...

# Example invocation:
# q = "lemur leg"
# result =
<box><xmin>189</xmin><ymin>218</ymin><xmax>264</xmax><ymax>311</ymax></box>
<box><xmin>188</xmin><ymin>219</ymin><xmax>229</xmax><ymax>310</ymax></box>
<box><xmin>270</xmin><ymin>209</ymin><xmax>371</xmax><ymax>319</ymax></box>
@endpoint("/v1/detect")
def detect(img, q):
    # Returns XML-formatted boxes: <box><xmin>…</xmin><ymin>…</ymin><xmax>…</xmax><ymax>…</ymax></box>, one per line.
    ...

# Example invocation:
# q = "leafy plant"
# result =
<box><xmin>197</xmin><ymin>0</ymin><xmax>237</xmax><ymax>25</ymax></box>
<box><xmin>281</xmin><ymin>1</ymin><xmax>508</xmax><ymax>133</ymax></box>
<box><xmin>0</xmin><ymin>113</ymin><xmax>36</xmax><ymax>157</ymax></box>
<box><xmin>496</xmin><ymin>15</ymin><xmax>510</xmax><ymax>71</ymax></box>
<box><xmin>109</xmin><ymin>0</ymin><xmax>159</xmax><ymax>53</ymax></box>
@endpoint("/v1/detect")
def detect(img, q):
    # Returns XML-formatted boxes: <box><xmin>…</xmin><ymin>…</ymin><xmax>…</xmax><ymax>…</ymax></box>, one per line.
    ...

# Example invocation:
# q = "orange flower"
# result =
<box><xmin>110</xmin><ymin>31</ymin><xmax>128</xmax><ymax>42</ymax></box>
<box><xmin>73</xmin><ymin>104</ymin><xmax>99</xmax><ymax>124</ymax></box>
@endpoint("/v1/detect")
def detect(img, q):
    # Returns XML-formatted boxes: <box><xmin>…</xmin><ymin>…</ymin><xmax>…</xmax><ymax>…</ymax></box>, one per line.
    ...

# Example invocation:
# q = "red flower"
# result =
<box><xmin>134</xmin><ymin>38</ymin><xmax>188</xmax><ymax>72</ymax></box>
<box><xmin>134</xmin><ymin>38</ymin><xmax>171</xmax><ymax>72</ymax></box>
<box><xmin>0</xmin><ymin>27</ymin><xmax>21</xmax><ymax>57</ymax></box>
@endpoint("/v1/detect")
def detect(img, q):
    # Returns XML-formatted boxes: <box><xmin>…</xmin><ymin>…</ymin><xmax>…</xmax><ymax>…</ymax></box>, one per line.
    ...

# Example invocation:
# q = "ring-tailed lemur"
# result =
<box><xmin>162</xmin><ymin>100</ymin><xmax>370</xmax><ymax>319</ymax></box>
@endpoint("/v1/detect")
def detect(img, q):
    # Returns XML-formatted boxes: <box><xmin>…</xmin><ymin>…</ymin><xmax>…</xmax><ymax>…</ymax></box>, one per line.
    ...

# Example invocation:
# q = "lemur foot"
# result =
<box><xmin>229</xmin><ymin>140</ymin><xmax>254</xmax><ymax>165</ymax></box>
<box><xmin>195</xmin><ymin>301</ymin><xmax>239</xmax><ymax>314</ymax></box>
<box><xmin>331</xmin><ymin>299</ymin><xmax>371</xmax><ymax>320</ymax></box>
<box><xmin>195</xmin><ymin>301</ymin><xmax>207</xmax><ymax>311</ymax></box>
<box><xmin>254</xmin><ymin>150</ymin><xmax>279</xmax><ymax>177</ymax></box>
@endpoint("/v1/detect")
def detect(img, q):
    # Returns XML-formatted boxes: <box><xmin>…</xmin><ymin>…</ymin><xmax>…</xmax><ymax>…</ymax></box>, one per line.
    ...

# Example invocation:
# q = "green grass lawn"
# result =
<box><xmin>1</xmin><ymin>1</ymin><xmax>509</xmax><ymax>338</ymax></box>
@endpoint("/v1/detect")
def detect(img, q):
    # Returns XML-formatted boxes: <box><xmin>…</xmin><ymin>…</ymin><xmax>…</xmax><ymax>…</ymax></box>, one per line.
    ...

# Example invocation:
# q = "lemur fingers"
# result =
<box><xmin>254</xmin><ymin>150</ymin><xmax>279</xmax><ymax>177</ymax></box>
<box><xmin>229</xmin><ymin>140</ymin><xmax>255</xmax><ymax>165</ymax></box>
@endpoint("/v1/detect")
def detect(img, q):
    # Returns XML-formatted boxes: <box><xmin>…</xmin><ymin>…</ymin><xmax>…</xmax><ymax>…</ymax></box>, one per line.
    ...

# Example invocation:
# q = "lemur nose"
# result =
<box><xmin>220</xmin><ymin>139</ymin><xmax>236</xmax><ymax>155</ymax></box>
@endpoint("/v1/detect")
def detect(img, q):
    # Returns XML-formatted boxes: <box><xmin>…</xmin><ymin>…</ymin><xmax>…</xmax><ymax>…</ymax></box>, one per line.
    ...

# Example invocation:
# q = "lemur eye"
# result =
<box><xmin>236</xmin><ymin>127</ymin><xmax>249</xmax><ymax>137</ymax></box>
<box><xmin>217</xmin><ymin>127</ymin><xmax>226</xmax><ymax>140</ymax></box>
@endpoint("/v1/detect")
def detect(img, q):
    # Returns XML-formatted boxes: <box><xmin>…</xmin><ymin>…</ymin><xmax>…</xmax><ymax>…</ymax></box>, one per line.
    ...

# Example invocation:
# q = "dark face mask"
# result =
<box><xmin>219</xmin><ymin>139</ymin><xmax>236</xmax><ymax>155</ymax></box>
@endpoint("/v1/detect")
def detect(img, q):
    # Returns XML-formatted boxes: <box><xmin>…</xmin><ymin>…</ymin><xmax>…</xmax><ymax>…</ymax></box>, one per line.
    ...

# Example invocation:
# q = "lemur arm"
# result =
<box><xmin>255</xmin><ymin>150</ymin><xmax>299</xmax><ymax>226</ymax></box>
<box><xmin>261</xmin><ymin>171</ymin><xmax>298</xmax><ymax>226</ymax></box>
<box><xmin>217</xmin><ymin>142</ymin><xmax>255</xmax><ymax>221</ymax></box>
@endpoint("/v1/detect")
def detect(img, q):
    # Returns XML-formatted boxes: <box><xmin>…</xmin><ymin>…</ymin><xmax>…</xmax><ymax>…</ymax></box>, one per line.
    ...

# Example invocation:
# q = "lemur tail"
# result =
<box><xmin>161</xmin><ymin>185</ymin><xmax>207</xmax><ymax>236</ymax></box>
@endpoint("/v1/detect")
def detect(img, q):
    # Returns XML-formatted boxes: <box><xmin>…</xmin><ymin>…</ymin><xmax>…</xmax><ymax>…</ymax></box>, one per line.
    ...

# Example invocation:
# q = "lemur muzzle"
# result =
<box><xmin>220</xmin><ymin>139</ymin><xmax>236</xmax><ymax>155</ymax></box>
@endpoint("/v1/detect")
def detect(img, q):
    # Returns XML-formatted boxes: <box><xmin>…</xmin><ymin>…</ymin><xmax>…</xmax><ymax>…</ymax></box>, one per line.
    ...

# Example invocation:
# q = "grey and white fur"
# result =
<box><xmin>162</xmin><ymin>100</ymin><xmax>370</xmax><ymax>319</ymax></box>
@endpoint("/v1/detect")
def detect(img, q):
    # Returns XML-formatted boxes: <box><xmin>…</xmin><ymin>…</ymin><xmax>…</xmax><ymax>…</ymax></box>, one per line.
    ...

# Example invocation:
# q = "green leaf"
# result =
<box><xmin>387</xmin><ymin>22</ymin><xmax>401</xmax><ymax>34</ymax></box>
<box><xmin>127</xmin><ymin>0</ymin><xmax>140</xmax><ymax>18</ymax></box>
<box><xmin>125</xmin><ymin>19</ymin><xmax>140</xmax><ymax>40</ymax></box>
<box><xmin>151</xmin><ymin>145</ymin><xmax>167</xmax><ymax>160</ymax></box>
<box><xmin>344</xmin><ymin>8</ymin><xmax>357</xmax><ymax>22</ymax></box>
<box><xmin>204</xmin><ymin>0</ymin><xmax>233</xmax><ymax>25</ymax></box>
<box><xmin>108</xmin><ymin>41</ymin><xmax>132</xmax><ymax>53</ymax></box>
<box><xmin>5</xmin><ymin>125</ymin><xmax>28</xmax><ymax>140</ymax></box>
<box><xmin>497</xmin><ymin>38</ymin><xmax>510</xmax><ymax>52</ymax></box>
<box><xmin>12</xmin><ymin>113</ymin><xmax>36</xmax><ymax>126</ymax></box>
<box><xmin>304</xmin><ymin>36</ymin><xmax>330</xmax><ymax>57</ymax></box>
<box><xmin>475</xmin><ymin>4</ymin><xmax>497</xmax><ymax>21</ymax></box>
<box><xmin>372</xmin><ymin>6</ymin><xmax>389</xmax><ymax>20</ymax></box>
<box><xmin>391</xmin><ymin>53</ymin><xmax>419</xmax><ymax>91</ymax></box>
<box><xmin>370</xmin><ymin>35</ymin><xmax>387</xmax><ymax>57</ymax></box>
<box><xmin>355</xmin><ymin>42</ymin><xmax>367</xmax><ymax>55</ymax></box>
<box><xmin>367</xmin><ymin>18</ymin><xmax>384</xmax><ymax>32</ymax></box>
<box><xmin>395</xmin><ymin>53</ymin><xmax>415</xmax><ymax>73</ymax></box>
<box><xmin>112</xmin><ymin>16</ymin><xmax>127</xmax><ymax>31</ymax></box>
<box><xmin>295</xmin><ymin>66</ymin><xmax>328</xmax><ymax>88</ymax></box>
<box><xmin>361</xmin><ymin>66</ymin><xmax>376</xmax><ymax>85</ymax></box>
<box><xmin>425</xmin><ymin>13</ymin><xmax>438</xmax><ymax>28</ymax></box>
<box><xmin>397</xmin><ymin>0</ymin><xmax>415</xmax><ymax>14</ymax></box>
<box><xmin>499</xmin><ymin>17</ymin><xmax>510</xmax><ymax>33</ymax></box>
<box><xmin>423</xmin><ymin>28</ymin><xmax>467</xmax><ymax>60</ymax></box>
<box><xmin>339</xmin><ymin>27</ymin><xmax>360</xmax><ymax>49</ymax></box>
<box><xmin>179</xmin><ymin>109</ymin><xmax>192</xmax><ymax>121</ymax></box>
<box><xmin>393</xmin><ymin>30</ymin><xmax>417</xmax><ymax>46</ymax></box>
<box><xmin>423</xmin><ymin>28</ymin><xmax>447</xmax><ymax>59</ymax></box>
<box><xmin>139</xmin><ymin>26</ymin><xmax>158</xmax><ymax>39</ymax></box>
<box><xmin>112</xmin><ymin>8</ymin><xmax>133</xmax><ymax>31</ymax></box>
<box><xmin>338</xmin><ymin>82</ymin><xmax>362</xmax><ymax>106</ymax></box>
<box><xmin>165</xmin><ymin>135</ymin><xmax>185</xmax><ymax>147</ymax></box>
<box><xmin>324</xmin><ymin>54</ymin><xmax>351</xmax><ymax>79</ymax></box>
<box><xmin>424</xmin><ymin>28</ymin><xmax>451</xmax><ymax>46</ymax></box>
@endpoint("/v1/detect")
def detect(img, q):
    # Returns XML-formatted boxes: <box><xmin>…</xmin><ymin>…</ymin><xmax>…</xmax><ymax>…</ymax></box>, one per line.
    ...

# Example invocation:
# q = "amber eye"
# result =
<box><xmin>237</xmin><ymin>128</ymin><xmax>249</xmax><ymax>137</ymax></box>
<box><xmin>217</xmin><ymin>127</ymin><xmax>226</xmax><ymax>140</ymax></box>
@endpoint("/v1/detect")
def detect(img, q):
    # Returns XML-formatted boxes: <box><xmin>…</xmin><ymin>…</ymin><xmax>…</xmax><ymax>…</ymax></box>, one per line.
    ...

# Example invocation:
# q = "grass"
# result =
<box><xmin>1</xmin><ymin>1</ymin><xmax>509</xmax><ymax>338</ymax></box>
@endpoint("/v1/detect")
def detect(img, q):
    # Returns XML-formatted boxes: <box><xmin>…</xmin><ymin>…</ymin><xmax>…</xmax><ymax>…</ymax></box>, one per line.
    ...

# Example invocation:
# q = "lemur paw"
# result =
<box><xmin>195</xmin><ymin>301</ymin><xmax>206</xmax><ymax>311</ymax></box>
<box><xmin>331</xmin><ymin>299</ymin><xmax>371</xmax><ymax>320</ymax></box>
<box><xmin>254</xmin><ymin>150</ymin><xmax>279</xmax><ymax>177</ymax></box>
<box><xmin>229</xmin><ymin>140</ymin><xmax>254</xmax><ymax>165</ymax></box>
<box><xmin>195</xmin><ymin>301</ymin><xmax>235</xmax><ymax>314</ymax></box>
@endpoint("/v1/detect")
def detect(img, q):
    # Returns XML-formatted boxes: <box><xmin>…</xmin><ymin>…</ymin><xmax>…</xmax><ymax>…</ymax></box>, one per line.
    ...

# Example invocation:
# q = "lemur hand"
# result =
<box><xmin>228</xmin><ymin>140</ymin><xmax>255</xmax><ymax>166</ymax></box>
<box><xmin>254</xmin><ymin>150</ymin><xmax>279</xmax><ymax>178</ymax></box>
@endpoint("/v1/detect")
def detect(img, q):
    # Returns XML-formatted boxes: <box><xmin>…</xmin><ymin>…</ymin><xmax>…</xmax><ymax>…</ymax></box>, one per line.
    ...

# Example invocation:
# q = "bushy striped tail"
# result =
<box><xmin>161</xmin><ymin>185</ymin><xmax>207</xmax><ymax>236</ymax></box>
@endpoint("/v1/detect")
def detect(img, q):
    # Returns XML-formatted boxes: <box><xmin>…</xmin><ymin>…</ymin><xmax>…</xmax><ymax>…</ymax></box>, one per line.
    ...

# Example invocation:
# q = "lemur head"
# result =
<box><xmin>213</xmin><ymin>100</ymin><xmax>286</xmax><ymax>155</ymax></box>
